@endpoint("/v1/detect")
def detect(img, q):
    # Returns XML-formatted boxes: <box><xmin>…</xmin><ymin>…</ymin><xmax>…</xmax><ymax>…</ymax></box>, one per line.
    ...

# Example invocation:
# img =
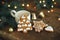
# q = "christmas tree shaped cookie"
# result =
<box><xmin>17</xmin><ymin>15</ymin><xmax>32</xmax><ymax>33</ymax></box>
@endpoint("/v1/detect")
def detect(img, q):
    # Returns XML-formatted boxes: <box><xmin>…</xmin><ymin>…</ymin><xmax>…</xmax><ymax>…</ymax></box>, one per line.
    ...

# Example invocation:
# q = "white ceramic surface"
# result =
<box><xmin>11</xmin><ymin>10</ymin><xmax>30</xmax><ymax>23</ymax></box>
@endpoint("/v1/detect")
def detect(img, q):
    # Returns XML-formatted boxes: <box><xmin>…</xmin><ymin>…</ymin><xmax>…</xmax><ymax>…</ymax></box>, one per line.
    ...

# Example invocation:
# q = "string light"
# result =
<box><xmin>22</xmin><ymin>4</ymin><xmax>25</xmax><ymax>6</ymax></box>
<box><xmin>52</xmin><ymin>0</ymin><xmax>54</xmax><ymax>2</ymax></box>
<box><xmin>54</xmin><ymin>2</ymin><xmax>56</xmax><ymax>4</ymax></box>
<box><xmin>48</xmin><ymin>11</ymin><xmax>50</xmax><ymax>13</ymax></box>
<box><xmin>43</xmin><ymin>4</ymin><xmax>46</xmax><ymax>7</ymax></box>
<box><xmin>8</xmin><ymin>4</ymin><xmax>10</xmax><ymax>7</ymax></box>
<box><xmin>43</xmin><ymin>0</ymin><xmax>45</xmax><ymax>3</ymax></box>
<box><xmin>51</xmin><ymin>9</ymin><xmax>54</xmax><ymax>12</ymax></box>
<box><xmin>14</xmin><ymin>6</ymin><xmax>17</xmax><ymax>9</ymax></box>
<box><xmin>58</xmin><ymin>18</ymin><xmax>60</xmax><ymax>21</ymax></box>
<box><xmin>51</xmin><ymin>5</ymin><xmax>54</xmax><ymax>8</ymax></box>
<box><xmin>39</xmin><ymin>1</ymin><xmax>42</xmax><ymax>3</ymax></box>
<box><xmin>27</xmin><ymin>4</ymin><xmax>29</xmax><ymax>7</ymax></box>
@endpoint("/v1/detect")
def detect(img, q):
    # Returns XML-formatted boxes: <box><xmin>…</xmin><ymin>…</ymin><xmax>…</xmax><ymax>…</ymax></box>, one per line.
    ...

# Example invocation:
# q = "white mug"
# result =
<box><xmin>10</xmin><ymin>10</ymin><xmax>31</xmax><ymax>23</ymax></box>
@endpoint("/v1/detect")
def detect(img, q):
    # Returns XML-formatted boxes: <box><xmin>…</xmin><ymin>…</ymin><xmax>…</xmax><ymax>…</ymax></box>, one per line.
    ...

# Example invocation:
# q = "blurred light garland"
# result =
<box><xmin>1</xmin><ymin>0</ymin><xmax>56</xmax><ymax>11</ymax></box>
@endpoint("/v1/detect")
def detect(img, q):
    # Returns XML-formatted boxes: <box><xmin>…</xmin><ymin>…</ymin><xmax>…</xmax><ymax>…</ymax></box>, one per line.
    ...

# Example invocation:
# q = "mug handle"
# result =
<box><xmin>11</xmin><ymin>10</ymin><xmax>16</xmax><ymax>17</ymax></box>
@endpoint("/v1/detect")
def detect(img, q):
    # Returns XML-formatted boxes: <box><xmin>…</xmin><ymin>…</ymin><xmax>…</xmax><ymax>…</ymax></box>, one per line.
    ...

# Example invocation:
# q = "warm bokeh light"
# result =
<box><xmin>58</xmin><ymin>18</ymin><xmax>60</xmax><ymax>21</ymax></box>
<box><xmin>48</xmin><ymin>11</ymin><xmax>50</xmax><ymax>13</ymax></box>
<box><xmin>51</xmin><ymin>9</ymin><xmax>54</xmax><ymax>12</ymax></box>
<box><xmin>39</xmin><ymin>1</ymin><xmax>42</xmax><ymax>3</ymax></box>
<box><xmin>22</xmin><ymin>4</ymin><xmax>25</xmax><ymax>6</ymax></box>
<box><xmin>14</xmin><ymin>6</ymin><xmax>17</xmax><ymax>9</ymax></box>
<box><xmin>52</xmin><ymin>0</ymin><xmax>54</xmax><ymax>2</ymax></box>
<box><xmin>51</xmin><ymin>5</ymin><xmax>54</xmax><ymax>8</ymax></box>
<box><xmin>8</xmin><ymin>4</ymin><xmax>10</xmax><ymax>7</ymax></box>
<box><xmin>54</xmin><ymin>2</ymin><xmax>57</xmax><ymax>4</ymax></box>
<box><xmin>43</xmin><ymin>0</ymin><xmax>45</xmax><ymax>3</ymax></box>
<box><xmin>43</xmin><ymin>4</ymin><xmax>46</xmax><ymax>7</ymax></box>
<box><xmin>27</xmin><ymin>4</ymin><xmax>29</xmax><ymax>7</ymax></box>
